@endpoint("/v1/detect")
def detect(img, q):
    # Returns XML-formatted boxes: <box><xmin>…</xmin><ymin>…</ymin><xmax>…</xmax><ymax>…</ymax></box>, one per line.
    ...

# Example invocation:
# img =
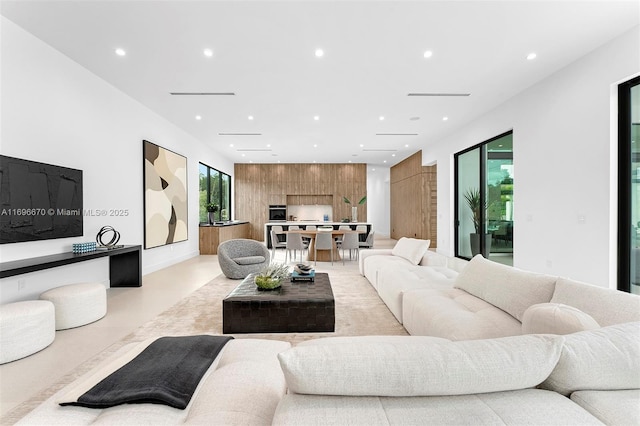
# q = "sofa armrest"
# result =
<box><xmin>358</xmin><ymin>249</ymin><xmax>393</xmax><ymax>275</ymax></box>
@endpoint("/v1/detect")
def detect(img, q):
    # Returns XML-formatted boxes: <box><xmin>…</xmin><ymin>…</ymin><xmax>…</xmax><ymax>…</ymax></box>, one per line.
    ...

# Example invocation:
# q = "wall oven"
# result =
<box><xmin>268</xmin><ymin>205</ymin><xmax>287</xmax><ymax>222</ymax></box>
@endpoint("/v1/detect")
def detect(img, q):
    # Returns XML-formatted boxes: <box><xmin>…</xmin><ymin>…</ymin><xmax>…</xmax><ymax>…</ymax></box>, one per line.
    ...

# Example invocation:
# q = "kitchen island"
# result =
<box><xmin>265</xmin><ymin>222</ymin><xmax>371</xmax><ymax>249</ymax></box>
<box><xmin>199</xmin><ymin>221</ymin><xmax>250</xmax><ymax>254</ymax></box>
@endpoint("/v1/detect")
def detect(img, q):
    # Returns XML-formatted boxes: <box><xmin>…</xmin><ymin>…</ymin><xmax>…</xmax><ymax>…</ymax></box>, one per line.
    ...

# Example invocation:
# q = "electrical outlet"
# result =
<box><xmin>17</xmin><ymin>279</ymin><xmax>26</xmax><ymax>291</ymax></box>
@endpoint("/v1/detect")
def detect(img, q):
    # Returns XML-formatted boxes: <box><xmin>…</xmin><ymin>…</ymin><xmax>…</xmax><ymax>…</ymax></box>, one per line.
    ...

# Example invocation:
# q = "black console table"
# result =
<box><xmin>0</xmin><ymin>245</ymin><xmax>142</xmax><ymax>287</ymax></box>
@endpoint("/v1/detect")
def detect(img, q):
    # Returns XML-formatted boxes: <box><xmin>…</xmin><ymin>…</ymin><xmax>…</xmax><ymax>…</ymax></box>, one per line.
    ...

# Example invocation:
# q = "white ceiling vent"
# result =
<box><xmin>170</xmin><ymin>92</ymin><xmax>236</xmax><ymax>96</ymax></box>
<box><xmin>407</xmin><ymin>93</ymin><xmax>471</xmax><ymax>97</ymax></box>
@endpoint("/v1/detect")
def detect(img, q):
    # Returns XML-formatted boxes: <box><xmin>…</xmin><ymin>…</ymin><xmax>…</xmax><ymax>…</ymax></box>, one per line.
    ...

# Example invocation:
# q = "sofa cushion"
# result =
<box><xmin>570</xmin><ymin>389</ymin><xmax>640</xmax><ymax>426</ymax></box>
<box><xmin>273</xmin><ymin>390</ymin><xmax>603</xmax><ymax>426</ymax></box>
<box><xmin>233</xmin><ymin>255</ymin><xmax>266</xmax><ymax>265</ymax></box>
<box><xmin>377</xmin><ymin>267</ymin><xmax>455</xmax><ymax>323</ymax></box>
<box><xmin>278</xmin><ymin>334</ymin><xmax>563</xmax><ymax>397</ymax></box>
<box><xmin>522</xmin><ymin>303</ymin><xmax>600</xmax><ymax>335</ymax></box>
<box><xmin>391</xmin><ymin>237</ymin><xmax>430</xmax><ymax>265</ymax></box>
<box><xmin>402</xmin><ymin>288</ymin><xmax>523</xmax><ymax>340</ymax></box>
<box><xmin>418</xmin><ymin>250</ymin><xmax>447</xmax><ymax>267</ymax></box>
<box><xmin>454</xmin><ymin>255</ymin><xmax>557</xmax><ymax>321</ymax></box>
<box><xmin>362</xmin><ymin>254</ymin><xmax>412</xmax><ymax>291</ymax></box>
<box><xmin>551</xmin><ymin>277</ymin><xmax>640</xmax><ymax>326</ymax></box>
<box><xmin>540</xmin><ymin>321</ymin><xmax>640</xmax><ymax>396</ymax></box>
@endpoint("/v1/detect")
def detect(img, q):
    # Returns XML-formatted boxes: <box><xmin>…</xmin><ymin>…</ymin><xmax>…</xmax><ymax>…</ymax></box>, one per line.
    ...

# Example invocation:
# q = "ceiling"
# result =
<box><xmin>2</xmin><ymin>1</ymin><xmax>638</xmax><ymax>166</ymax></box>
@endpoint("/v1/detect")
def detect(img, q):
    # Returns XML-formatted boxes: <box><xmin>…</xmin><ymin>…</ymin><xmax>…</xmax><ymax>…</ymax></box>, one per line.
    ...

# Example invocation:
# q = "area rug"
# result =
<box><xmin>5</xmin><ymin>268</ymin><xmax>407</xmax><ymax>423</ymax></box>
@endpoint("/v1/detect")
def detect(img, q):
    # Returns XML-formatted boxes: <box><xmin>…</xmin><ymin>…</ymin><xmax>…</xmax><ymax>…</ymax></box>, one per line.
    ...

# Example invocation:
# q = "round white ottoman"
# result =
<box><xmin>40</xmin><ymin>283</ymin><xmax>107</xmax><ymax>330</ymax></box>
<box><xmin>0</xmin><ymin>300</ymin><xmax>55</xmax><ymax>364</ymax></box>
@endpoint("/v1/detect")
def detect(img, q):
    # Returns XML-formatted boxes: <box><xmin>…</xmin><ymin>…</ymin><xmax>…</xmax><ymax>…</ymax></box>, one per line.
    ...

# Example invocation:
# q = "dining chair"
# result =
<box><xmin>288</xmin><ymin>225</ymin><xmax>300</xmax><ymax>230</ymax></box>
<box><xmin>270</xmin><ymin>229</ymin><xmax>287</xmax><ymax>259</ymax></box>
<box><xmin>302</xmin><ymin>225</ymin><xmax>315</xmax><ymax>244</ymax></box>
<box><xmin>359</xmin><ymin>229</ymin><xmax>375</xmax><ymax>249</ymax></box>
<box><xmin>336</xmin><ymin>225</ymin><xmax>351</xmax><ymax>246</ymax></box>
<box><xmin>314</xmin><ymin>231</ymin><xmax>334</xmax><ymax>266</ymax></box>
<box><xmin>286</xmin><ymin>232</ymin><xmax>307</xmax><ymax>263</ymax></box>
<box><xmin>355</xmin><ymin>225</ymin><xmax>367</xmax><ymax>243</ymax></box>
<box><xmin>340</xmin><ymin>232</ymin><xmax>360</xmax><ymax>264</ymax></box>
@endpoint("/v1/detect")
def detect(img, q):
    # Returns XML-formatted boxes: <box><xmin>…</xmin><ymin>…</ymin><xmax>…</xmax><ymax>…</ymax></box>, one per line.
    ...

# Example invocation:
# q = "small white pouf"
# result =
<box><xmin>40</xmin><ymin>283</ymin><xmax>107</xmax><ymax>330</ymax></box>
<box><xmin>0</xmin><ymin>300</ymin><xmax>55</xmax><ymax>364</ymax></box>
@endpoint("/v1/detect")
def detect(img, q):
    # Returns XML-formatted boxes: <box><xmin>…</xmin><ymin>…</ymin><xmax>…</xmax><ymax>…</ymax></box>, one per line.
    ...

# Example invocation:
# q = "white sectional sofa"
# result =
<box><xmin>360</xmin><ymin>238</ymin><xmax>640</xmax><ymax>340</ymax></box>
<box><xmin>16</xmin><ymin>338</ymin><xmax>291</xmax><ymax>425</ymax></box>
<box><xmin>273</xmin><ymin>323</ymin><xmax>640</xmax><ymax>425</ymax></box>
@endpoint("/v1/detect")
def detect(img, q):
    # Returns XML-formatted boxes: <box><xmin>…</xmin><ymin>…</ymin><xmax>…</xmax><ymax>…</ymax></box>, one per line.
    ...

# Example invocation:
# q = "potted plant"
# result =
<box><xmin>343</xmin><ymin>196</ymin><xmax>367</xmax><ymax>222</ymax></box>
<box><xmin>254</xmin><ymin>263</ymin><xmax>290</xmax><ymax>290</ymax></box>
<box><xmin>206</xmin><ymin>202</ymin><xmax>219</xmax><ymax>224</ymax></box>
<box><xmin>463</xmin><ymin>188</ymin><xmax>491</xmax><ymax>256</ymax></box>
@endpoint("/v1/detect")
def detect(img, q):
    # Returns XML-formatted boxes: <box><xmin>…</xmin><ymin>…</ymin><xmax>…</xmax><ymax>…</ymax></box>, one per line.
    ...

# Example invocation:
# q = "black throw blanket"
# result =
<box><xmin>61</xmin><ymin>335</ymin><xmax>233</xmax><ymax>410</ymax></box>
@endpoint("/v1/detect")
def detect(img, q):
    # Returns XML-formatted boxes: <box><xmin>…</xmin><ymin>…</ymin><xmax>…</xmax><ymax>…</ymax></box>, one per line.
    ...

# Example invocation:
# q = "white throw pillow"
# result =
<box><xmin>454</xmin><ymin>255</ymin><xmax>557</xmax><ymax>321</ymax></box>
<box><xmin>540</xmin><ymin>321</ymin><xmax>640</xmax><ymax>396</ymax></box>
<box><xmin>522</xmin><ymin>303</ymin><xmax>600</xmax><ymax>335</ymax></box>
<box><xmin>391</xmin><ymin>237</ymin><xmax>430</xmax><ymax>265</ymax></box>
<box><xmin>278</xmin><ymin>334</ymin><xmax>563</xmax><ymax>397</ymax></box>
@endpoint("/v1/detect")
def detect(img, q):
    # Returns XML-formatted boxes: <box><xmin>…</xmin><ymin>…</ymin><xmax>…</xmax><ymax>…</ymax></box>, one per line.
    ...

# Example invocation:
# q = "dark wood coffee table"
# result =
<box><xmin>222</xmin><ymin>272</ymin><xmax>335</xmax><ymax>333</ymax></box>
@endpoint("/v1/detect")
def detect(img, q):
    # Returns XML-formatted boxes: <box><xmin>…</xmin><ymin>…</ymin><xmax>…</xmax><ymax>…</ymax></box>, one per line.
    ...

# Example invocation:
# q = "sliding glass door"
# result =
<box><xmin>455</xmin><ymin>132</ymin><xmax>513</xmax><ymax>265</ymax></box>
<box><xmin>618</xmin><ymin>76</ymin><xmax>640</xmax><ymax>294</ymax></box>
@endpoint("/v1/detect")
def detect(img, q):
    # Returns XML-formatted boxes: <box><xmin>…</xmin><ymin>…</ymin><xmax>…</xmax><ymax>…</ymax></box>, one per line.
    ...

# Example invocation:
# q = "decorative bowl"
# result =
<box><xmin>255</xmin><ymin>275</ymin><xmax>282</xmax><ymax>290</ymax></box>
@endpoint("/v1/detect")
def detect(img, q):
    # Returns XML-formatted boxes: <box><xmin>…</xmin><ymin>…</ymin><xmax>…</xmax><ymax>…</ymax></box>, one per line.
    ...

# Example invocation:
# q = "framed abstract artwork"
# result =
<box><xmin>143</xmin><ymin>140</ymin><xmax>188</xmax><ymax>249</ymax></box>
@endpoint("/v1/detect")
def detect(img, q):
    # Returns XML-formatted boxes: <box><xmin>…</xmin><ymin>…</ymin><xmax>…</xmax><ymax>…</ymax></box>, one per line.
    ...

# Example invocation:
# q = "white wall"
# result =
<box><xmin>423</xmin><ymin>26</ymin><xmax>640</xmax><ymax>288</ymax></box>
<box><xmin>0</xmin><ymin>17</ymin><xmax>233</xmax><ymax>302</ymax></box>
<box><xmin>367</xmin><ymin>166</ymin><xmax>390</xmax><ymax>237</ymax></box>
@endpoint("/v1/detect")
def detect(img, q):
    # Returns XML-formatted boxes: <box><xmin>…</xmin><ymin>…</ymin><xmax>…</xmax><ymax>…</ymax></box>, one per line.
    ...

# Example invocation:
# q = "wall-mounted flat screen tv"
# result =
<box><xmin>0</xmin><ymin>155</ymin><xmax>83</xmax><ymax>244</ymax></box>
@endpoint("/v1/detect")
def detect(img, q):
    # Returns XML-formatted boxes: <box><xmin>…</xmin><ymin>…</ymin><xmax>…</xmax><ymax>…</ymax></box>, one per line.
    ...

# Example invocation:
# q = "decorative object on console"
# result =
<box><xmin>96</xmin><ymin>225</ymin><xmax>123</xmax><ymax>249</ymax></box>
<box><xmin>72</xmin><ymin>242</ymin><xmax>96</xmax><ymax>254</ymax></box>
<box><xmin>255</xmin><ymin>263</ymin><xmax>290</xmax><ymax>290</ymax></box>
<box><xmin>143</xmin><ymin>140</ymin><xmax>188</xmax><ymax>249</ymax></box>
<box><xmin>0</xmin><ymin>155</ymin><xmax>83</xmax><ymax>244</ymax></box>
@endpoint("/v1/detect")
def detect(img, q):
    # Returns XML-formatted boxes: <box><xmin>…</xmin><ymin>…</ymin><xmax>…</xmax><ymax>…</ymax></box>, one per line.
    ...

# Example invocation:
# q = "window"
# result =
<box><xmin>455</xmin><ymin>131</ymin><xmax>514</xmax><ymax>265</ymax></box>
<box><xmin>618</xmin><ymin>76</ymin><xmax>640</xmax><ymax>294</ymax></box>
<box><xmin>199</xmin><ymin>163</ymin><xmax>231</xmax><ymax>223</ymax></box>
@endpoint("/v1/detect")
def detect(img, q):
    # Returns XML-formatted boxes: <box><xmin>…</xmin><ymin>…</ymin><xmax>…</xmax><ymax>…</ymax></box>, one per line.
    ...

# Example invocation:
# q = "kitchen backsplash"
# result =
<box><xmin>287</xmin><ymin>204</ymin><xmax>333</xmax><ymax>222</ymax></box>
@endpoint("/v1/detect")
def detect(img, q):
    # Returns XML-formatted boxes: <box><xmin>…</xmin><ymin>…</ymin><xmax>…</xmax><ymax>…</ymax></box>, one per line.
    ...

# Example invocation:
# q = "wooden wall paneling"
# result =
<box><xmin>235</xmin><ymin>163</ymin><xmax>366</xmax><ymax>241</ymax></box>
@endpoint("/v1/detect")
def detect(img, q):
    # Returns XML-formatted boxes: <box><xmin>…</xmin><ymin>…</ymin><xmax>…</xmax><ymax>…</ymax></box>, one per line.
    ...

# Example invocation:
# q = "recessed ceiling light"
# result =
<box><xmin>360</xmin><ymin>144</ymin><xmax>364</xmax><ymax>148</ymax></box>
<box><xmin>392</xmin><ymin>154</ymin><xmax>396</xmax><ymax>157</ymax></box>
<box><xmin>405</xmin><ymin>144</ymin><xmax>409</xmax><ymax>148</ymax></box>
<box><xmin>315</xmin><ymin>49</ymin><xmax>324</xmax><ymax>57</ymax></box>
<box><xmin>383</xmin><ymin>160</ymin><xmax>387</xmax><ymax>163</ymax></box>
<box><xmin>314</xmin><ymin>115</ymin><xmax>320</xmax><ymax>121</ymax></box>
<box><xmin>241</xmin><ymin>154</ymin><xmax>246</xmax><ymax>157</ymax></box>
<box><xmin>115</xmin><ymin>48</ymin><xmax>126</xmax><ymax>56</ymax></box>
<box><xmin>313</xmin><ymin>160</ymin><xmax>317</xmax><ymax>163</ymax></box>
<box><xmin>203</xmin><ymin>48</ymin><xmax>213</xmax><ymax>57</ymax></box>
<box><xmin>423</xmin><ymin>50</ymin><xmax>433</xmax><ymax>58</ymax></box>
<box><xmin>442</xmin><ymin>116</ymin><xmax>449</xmax><ymax>121</ymax></box>
<box><xmin>348</xmin><ymin>160</ymin><xmax>352</xmax><ymax>163</ymax></box>
<box><xmin>195</xmin><ymin>115</ymin><xmax>202</xmax><ymax>120</ymax></box>
<box><xmin>229</xmin><ymin>144</ymin><xmax>234</xmax><ymax>147</ymax></box>
<box><xmin>527</xmin><ymin>52</ymin><xmax>537</xmax><ymax>60</ymax></box>
<box><xmin>267</xmin><ymin>144</ymin><xmax>271</xmax><ymax>148</ymax></box>
<box><xmin>313</xmin><ymin>144</ymin><xmax>318</xmax><ymax>148</ymax></box>
<box><xmin>372</xmin><ymin>168</ymin><xmax>376</xmax><ymax>171</ymax></box>
<box><xmin>248</xmin><ymin>115</ymin><xmax>254</xmax><ymax>120</ymax></box>
<box><xmin>379</xmin><ymin>116</ymin><xmax>385</xmax><ymax>121</ymax></box>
